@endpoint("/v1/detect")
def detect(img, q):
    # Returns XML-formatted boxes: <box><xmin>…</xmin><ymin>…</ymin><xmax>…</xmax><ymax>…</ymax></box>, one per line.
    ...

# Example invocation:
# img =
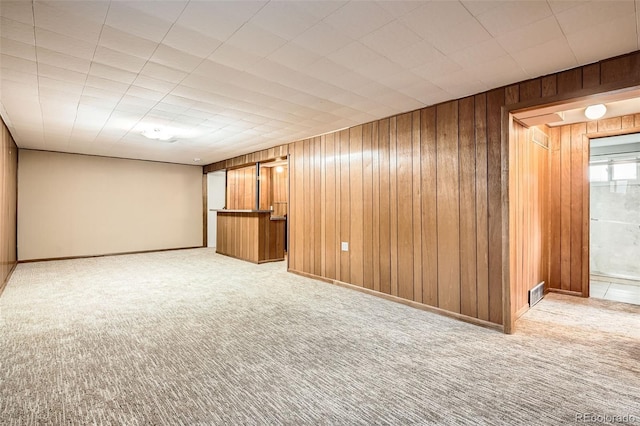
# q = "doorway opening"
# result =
<box><xmin>588</xmin><ymin>133</ymin><xmax>640</xmax><ymax>304</ymax></box>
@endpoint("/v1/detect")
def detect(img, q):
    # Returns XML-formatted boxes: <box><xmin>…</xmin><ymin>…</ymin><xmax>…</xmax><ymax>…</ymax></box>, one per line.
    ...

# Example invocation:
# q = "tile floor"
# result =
<box><xmin>590</xmin><ymin>276</ymin><xmax>640</xmax><ymax>305</ymax></box>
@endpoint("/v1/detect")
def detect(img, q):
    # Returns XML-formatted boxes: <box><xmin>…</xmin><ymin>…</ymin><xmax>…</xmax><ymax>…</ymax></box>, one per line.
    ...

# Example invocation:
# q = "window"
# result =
<box><xmin>612</xmin><ymin>163</ymin><xmax>637</xmax><ymax>180</ymax></box>
<box><xmin>590</xmin><ymin>164</ymin><xmax>609</xmax><ymax>182</ymax></box>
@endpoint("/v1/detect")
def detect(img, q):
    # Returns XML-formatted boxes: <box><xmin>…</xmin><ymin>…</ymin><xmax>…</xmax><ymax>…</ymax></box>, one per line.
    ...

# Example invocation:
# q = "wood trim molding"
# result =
<box><xmin>18</xmin><ymin>246</ymin><xmax>204</xmax><ymax>264</ymax></box>
<box><xmin>289</xmin><ymin>268</ymin><xmax>505</xmax><ymax>333</ymax></box>
<box><xmin>0</xmin><ymin>263</ymin><xmax>17</xmax><ymax>297</ymax></box>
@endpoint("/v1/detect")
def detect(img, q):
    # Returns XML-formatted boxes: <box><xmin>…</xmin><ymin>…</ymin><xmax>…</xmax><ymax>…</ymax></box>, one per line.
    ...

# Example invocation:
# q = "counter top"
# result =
<box><xmin>212</xmin><ymin>209</ymin><xmax>273</xmax><ymax>213</ymax></box>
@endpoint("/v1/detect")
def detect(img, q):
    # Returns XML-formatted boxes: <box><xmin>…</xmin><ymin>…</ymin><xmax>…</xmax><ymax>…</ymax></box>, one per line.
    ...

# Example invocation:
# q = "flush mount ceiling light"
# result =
<box><xmin>275</xmin><ymin>166</ymin><xmax>284</xmax><ymax>173</ymax></box>
<box><xmin>141</xmin><ymin>127</ymin><xmax>173</xmax><ymax>141</ymax></box>
<box><xmin>584</xmin><ymin>104</ymin><xmax>607</xmax><ymax>120</ymax></box>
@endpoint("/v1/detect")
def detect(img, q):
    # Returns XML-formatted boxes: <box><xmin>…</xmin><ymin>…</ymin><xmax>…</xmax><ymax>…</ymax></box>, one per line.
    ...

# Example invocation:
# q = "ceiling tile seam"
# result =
<box><xmin>69</xmin><ymin>0</ymin><xmax>113</xmax><ymax>147</ymax></box>
<box><xmin>110</xmin><ymin>0</ymin><xmax>271</xmax><ymax>147</ymax></box>
<box><xmin>30</xmin><ymin>0</ymin><xmax>45</xmax><ymax>148</ymax></box>
<box><xmin>93</xmin><ymin>0</ymin><xmax>193</xmax><ymax>146</ymax></box>
<box><xmin>545</xmin><ymin>0</ymin><xmax>580</xmax><ymax>67</ymax></box>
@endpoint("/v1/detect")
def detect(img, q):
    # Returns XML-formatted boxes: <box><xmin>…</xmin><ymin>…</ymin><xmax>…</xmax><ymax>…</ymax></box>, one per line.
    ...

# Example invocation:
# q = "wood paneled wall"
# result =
<box><xmin>226</xmin><ymin>165</ymin><xmax>257</xmax><ymax>210</ymax></box>
<box><xmin>259</xmin><ymin>166</ymin><xmax>288</xmax><ymax>216</ymax></box>
<box><xmin>288</xmin><ymin>98</ymin><xmax>504</xmax><ymax>325</ymax></box>
<box><xmin>547</xmin><ymin>113</ymin><xmax>640</xmax><ymax>296</ymax></box>
<box><xmin>207</xmin><ymin>51</ymin><xmax>640</xmax><ymax>331</ymax></box>
<box><xmin>509</xmin><ymin>122</ymin><xmax>550</xmax><ymax>319</ymax></box>
<box><xmin>204</xmin><ymin>144</ymin><xmax>288</xmax><ymax>173</ymax></box>
<box><xmin>1</xmin><ymin>117</ymin><xmax>18</xmax><ymax>291</ymax></box>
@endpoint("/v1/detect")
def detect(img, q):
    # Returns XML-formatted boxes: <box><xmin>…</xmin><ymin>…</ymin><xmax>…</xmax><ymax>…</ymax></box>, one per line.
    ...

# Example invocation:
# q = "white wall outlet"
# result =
<box><xmin>341</xmin><ymin>242</ymin><xmax>349</xmax><ymax>252</ymax></box>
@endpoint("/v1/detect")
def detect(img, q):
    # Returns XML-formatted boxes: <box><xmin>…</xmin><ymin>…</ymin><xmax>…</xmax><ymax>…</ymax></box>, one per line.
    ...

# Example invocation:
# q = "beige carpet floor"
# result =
<box><xmin>1</xmin><ymin>248</ymin><xmax>638</xmax><ymax>425</ymax></box>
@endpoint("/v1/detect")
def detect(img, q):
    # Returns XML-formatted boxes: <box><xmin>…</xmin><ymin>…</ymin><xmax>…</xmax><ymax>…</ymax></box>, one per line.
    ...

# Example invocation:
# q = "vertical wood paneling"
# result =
<box><xmin>474</xmin><ymin>94</ymin><xmax>490</xmax><ymax>321</ymax></box>
<box><xmin>372</xmin><ymin>122</ymin><xmax>381</xmax><ymax>292</ymax></box>
<box><xmin>459</xmin><ymin>97</ymin><xmax>477</xmax><ymax>317</ymax></box>
<box><xmin>389</xmin><ymin>117</ymin><xmax>398</xmax><ymax>297</ymax></box>
<box><xmin>548</xmin><ymin>127</ymin><xmax>562</xmax><ymax>290</ymax></box>
<box><xmin>303</xmin><ymin>139</ymin><xmax>312</xmax><ymax>273</ymax></box>
<box><xmin>411</xmin><ymin>111</ymin><xmax>422</xmax><ymax>303</ymax></box>
<box><xmin>362</xmin><ymin>123</ymin><xmax>374</xmax><ymax>290</ymax></box>
<box><xmin>349</xmin><ymin>127</ymin><xmax>364</xmax><ymax>287</ymax></box>
<box><xmin>420</xmin><ymin>107</ymin><xmax>438</xmax><ymax>306</ymax></box>
<box><xmin>560</xmin><ymin>125</ymin><xmax>572</xmax><ymax>290</ymax></box>
<box><xmin>487</xmin><ymin>90</ymin><xmax>504</xmax><ymax>324</ymax></box>
<box><xmin>570</xmin><ymin>123</ymin><xmax>585</xmax><ymax>292</ymax></box>
<box><xmin>436</xmin><ymin>101</ymin><xmax>460</xmax><ymax>313</ymax></box>
<box><xmin>378</xmin><ymin>119</ymin><xmax>391</xmax><ymax>294</ymax></box>
<box><xmin>313</xmin><ymin>137</ymin><xmax>322</xmax><ymax>276</ymax></box>
<box><xmin>325</xmin><ymin>133</ymin><xmax>337</xmax><ymax>280</ymax></box>
<box><xmin>396</xmin><ymin>113</ymin><xmax>414</xmax><ymax>300</ymax></box>
<box><xmin>293</xmin><ymin>141</ymin><xmax>304</xmax><ymax>272</ymax></box>
<box><xmin>339</xmin><ymin>130</ymin><xmax>350</xmax><ymax>282</ymax></box>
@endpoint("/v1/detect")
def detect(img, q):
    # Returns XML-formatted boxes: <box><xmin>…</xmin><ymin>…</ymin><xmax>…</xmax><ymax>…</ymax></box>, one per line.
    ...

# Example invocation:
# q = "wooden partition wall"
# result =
<box><xmin>206</xmin><ymin>51</ymin><xmax>640</xmax><ymax>332</ymax></box>
<box><xmin>226</xmin><ymin>165</ymin><xmax>257</xmax><ymax>210</ymax></box>
<box><xmin>287</xmin><ymin>97</ymin><xmax>504</xmax><ymax>326</ymax></box>
<box><xmin>259</xmin><ymin>166</ymin><xmax>288</xmax><ymax>216</ymax></box>
<box><xmin>547</xmin><ymin>114</ymin><xmax>640</xmax><ymax>297</ymax></box>
<box><xmin>1</xmin><ymin>117</ymin><xmax>18</xmax><ymax>291</ymax></box>
<box><xmin>509</xmin><ymin>122</ymin><xmax>550</xmax><ymax>319</ymax></box>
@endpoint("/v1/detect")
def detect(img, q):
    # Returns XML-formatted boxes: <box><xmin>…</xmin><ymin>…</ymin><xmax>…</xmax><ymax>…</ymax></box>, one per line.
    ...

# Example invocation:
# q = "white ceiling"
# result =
<box><xmin>1</xmin><ymin>0</ymin><xmax>639</xmax><ymax>165</ymax></box>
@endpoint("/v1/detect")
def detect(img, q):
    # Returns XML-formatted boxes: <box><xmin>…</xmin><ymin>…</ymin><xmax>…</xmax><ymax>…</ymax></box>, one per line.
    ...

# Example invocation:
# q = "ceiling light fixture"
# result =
<box><xmin>275</xmin><ymin>166</ymin><xmax>284</xmax><ymax>173</ymax></box>
<box><xmin>193</xmin><ymin>158</ymin><xmax>201</xmax><ymax>162</ymax></box>
<box><xmin>584</xmin><ymin>104</ymin><xmax>607</xmax><ymax>120</ymax></box>
<box><xmin>141</xmin><ymin>127</ymin><xmax>173</xmax><ymax>141</ymax></box>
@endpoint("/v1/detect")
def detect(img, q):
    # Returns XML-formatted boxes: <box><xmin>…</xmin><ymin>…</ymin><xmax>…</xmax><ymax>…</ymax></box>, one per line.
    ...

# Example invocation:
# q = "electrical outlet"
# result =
<box><xmin>341</xmin><ymin>242</ymin><xmax>349</xmax><ymax>252</ymax></box>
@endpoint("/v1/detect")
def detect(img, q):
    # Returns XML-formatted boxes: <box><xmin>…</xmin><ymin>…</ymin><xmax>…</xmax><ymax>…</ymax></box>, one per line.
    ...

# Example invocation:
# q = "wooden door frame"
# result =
<box><xmin>502</xmin><ymin>84</ymin><xmax>640</xmax><ymax>334</ymax></box>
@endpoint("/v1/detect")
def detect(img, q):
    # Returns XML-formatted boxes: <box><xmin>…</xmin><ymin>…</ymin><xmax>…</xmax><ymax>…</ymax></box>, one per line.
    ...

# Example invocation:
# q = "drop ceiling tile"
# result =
<box><xmin>496</xmin><ymin>16</ymin><xmax>565</xmax><ymax>54</ymax></box>
<box><xmin>425</xmin><ymin>17</ymin><xmax>493</xmax><ymax>55</ymax></box>
<box><xmin>565</xmin><ymin>14</ymin><xmax>638</xmax><ymax>64</ymax></box>
<box><xmin>328</xmin><ymin>41</ymin><xmax>384</xmax><ymax>71</ymax></box>
<box><xmin>34</xmin><ymin>2</ymin><xmax>104</xmax><ymax>44</ymax></box>
<box><xmin>226</xmin><ymin>23</ymin><xmax>287</xmax><ymax>57</ymax></box>
<box><xmin>35</xmin><ymin>28</ymin><xmax>96</xmax><ymax>60</ymax></box>
<box><xmin>126</xmin><ymin>86</ymin><xmax>166</xmax><ymax>102</ymax></box>
<box><xmin>0</xmin><ymin>1</ymin><xmax>34</xmax><ymax>25</ymax></box>
<box><xmin>0</xmin><ymin>17</ymin><xmax>35</xmax><ymax>44</ymax></box>
<box><xmin>93</xmin><ymin>46</ymin><xmax>148</xmax><ymax>74</ymax></box>
<box><xmin>176</xmin><ymin>1</ymin><xmax>259</xmax><ymax>41</ymax></box>
<box><xmin>98</xmin><ymin>25</ymin><xmax>158</xmax><ymax>59</ymax></box>
<box><xmin>547</xmin><ymin>1</ymin><xmax>584</xmax><ymax>14</ymax></box>
<box><xmin>450</xmin><ymin>39</ymin><xmax>508</xmax><ymax>68</ymax></box>
<box><xmin>292</xmin><ymin>21</ymin><xmax>353</xmax><ymax>56</ymax></box>
<box><xmin>411</xmin><ymin>56</ymin><xmax>462</xmax><ymax>81</ymax></box>
<box><xmin>555</xmin><ymin>0</ymin><xmax>634</xmax><ymax>35</ymax></box>
<box><xmin>401</xmin><ymin>1</ymin><xmax>472</xmax><ymax>36</ymax></box>
<box><xmin>36</xmin><ymin>47</ymin><xmax>91</xmax><ymax>73</ymax></box>
<box><xmin>250</xmin><ymin>1</ymin><xmax>321</xmax><ymax>40</ymax></box>
<box><xmin>162</xmin><ymin>25</ymin><xmax>222</xmax><ymax>58</ymax></box>
<box><xmin>461</xmin><ymin>0</ymin><xmax>502</xmax><ymax>16</ymax></box>
<box><xmin>105</xmin><ymin>2</ymin><xmax>173</xmax><ymax>43</ymax></box>
<box><xmin>475</xmin><ymin>1</ymin><xmax>553</xmax><ymax>37</ymax></box>
<box><xmin>301</xmin><ymin>57</ymin><xmax>349</xmax><ymax>81</ymax></box>
<box><xmin>85</xmin><ymin>75</ymin><xmax>130</xmax><ymax>94</ymax></box>
<box><xmin>375</xmin><ymin>1</ymin><xmax>424</xmax><ymax>19</ymax></box>
<box><xmin>124</xmin><ymin>0</ymin><xmax>188</xmax><ymax>22</ymax></box>
<box><xmin>386</xmin><ymin>40</ymin><xmax>445</xmax><ymax>69</ymax></box>
<box><xmin>1</xmin><ymin>54</ymin><xmax>37</xmax><ymax>74</ymax></box>
<box><xmin>119</xmin><ymin>94</ymin><xmax>158</xmax><ymax>109</ymax></box>
<box><xmin>39</xmin><ymin>81</ymin><xmax>83</xmax><ymax>99</ymax></box>
<box><xmin>89</xmin><ymin>62</ymin><xmax>138</xmax><ymax>85</ymax></box>
<box><xmin>469</xmin><ymin>55</ymin><xmax>529</xmax><ymax>88</ymax></box>
<box><xmin>208</xmin><ymin>44</ymin><xmax>262</xmax><ymax>72</ymax></box>
<box><xmin>0</xmin><ymin>67</ymin><xmax>38</xmax><ymax>86</ymax></box>
<box><xmin>356</xmin><ymin>57</ymin><xmax>404</xmax><ymax>81</ymax></box>
<box><xmin>140</xmin><ymin>61</ymin><xmax>188</xmax><ymax>84</ymax></box>
<box><xmin>266</xmin><ymin>43</ymin><xmax>321</xmax><ymax>70</ymax></box>
<box><xmin>1</xmin><ymin>37</ymin><xmax>35</xmax><ymax>61</ymax></box>
<box><xmin>511</xmin><ymin>38</ymin><xmax>578</xmax><ymax>77</ymax></box>
<box><xmin>151</xmin><ymin>44</ymin><xmax>203</xmax><ymax>73</ymax></box>
<box><xmin>360</xmin><ymin>20</ymin><xmax>422</xmax><ymax>58</ymax></box>
<box><xmin>38</xmin><ymin>63</ymin><xmax>87</xmax><ymax>85</ymax></box>
<box><xmin>80</xmin><ymin>95</ymin><xmax>120</xmax><ymax>109</ymax></box>
<box><xmin>323</xmin><ymin>1</ymin><xmax>394</xmax><ymax>39</ymax></box>
<box><xmin>132</xmin><ymin>75</ymin><xmax>177</xmax><ymax>93</ymax></box>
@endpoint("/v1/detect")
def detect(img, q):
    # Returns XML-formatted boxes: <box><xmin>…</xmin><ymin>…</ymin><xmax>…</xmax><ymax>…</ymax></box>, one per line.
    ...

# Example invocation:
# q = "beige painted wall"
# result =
<box><xmin>18</xmin><ymin>150</ymin><xmax>203</xmax><ymax>260</ymax></box>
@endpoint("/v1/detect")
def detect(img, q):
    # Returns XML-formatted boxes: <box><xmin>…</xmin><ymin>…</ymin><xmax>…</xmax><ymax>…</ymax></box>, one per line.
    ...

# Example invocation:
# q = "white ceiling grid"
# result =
<box><xmin>0</xmin><ymin>0</ymin><xmax>638</xmax><ymax>164</ymax></box>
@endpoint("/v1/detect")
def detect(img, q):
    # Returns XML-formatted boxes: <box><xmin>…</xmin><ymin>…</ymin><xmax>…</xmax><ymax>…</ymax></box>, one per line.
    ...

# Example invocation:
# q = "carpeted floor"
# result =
<box><xmin>1</xmin><ymin>248</ymin><xmax>638</xmax><ymax>425</ymax></box>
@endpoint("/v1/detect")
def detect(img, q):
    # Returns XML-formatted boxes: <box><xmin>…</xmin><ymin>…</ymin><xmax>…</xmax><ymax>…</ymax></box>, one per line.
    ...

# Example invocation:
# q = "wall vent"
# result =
<box><xmin>528</xmin><ymin>281</ymin><xmax>545</xmax><ymax>307</ymax></box>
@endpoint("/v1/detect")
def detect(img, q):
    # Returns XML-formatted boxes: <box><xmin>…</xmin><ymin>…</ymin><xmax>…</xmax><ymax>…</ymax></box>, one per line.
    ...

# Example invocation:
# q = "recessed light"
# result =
<box><xmin>193</xmin><ymin>158</ymin><xmax>201</xmax><ymax>162</ymax></box>
<box><xmin>584</xmin><ymin>104</ymin><xmax>607</xmax><ymax>120</ymax></box>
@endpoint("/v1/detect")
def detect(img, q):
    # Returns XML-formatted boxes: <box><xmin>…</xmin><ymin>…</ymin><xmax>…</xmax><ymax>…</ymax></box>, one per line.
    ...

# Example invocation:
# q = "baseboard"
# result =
<box><xmin>18</xmin><ymin>246</ymin><xmax>204</xmax><ymax>264</ymax></box>
<box><xmin>288</xmin><ymin>269</ymin><xmax>504</xmax><ymax>333</ymax></box>
<box><xmin>547</xmin><ymin>288</ymin><xmax>585</xmax><ymax>297</ymax></box>
<box><xmin>0</xmin><ymin>261</ymin><xmax>17</xmax><ymax>296</ymax></box>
